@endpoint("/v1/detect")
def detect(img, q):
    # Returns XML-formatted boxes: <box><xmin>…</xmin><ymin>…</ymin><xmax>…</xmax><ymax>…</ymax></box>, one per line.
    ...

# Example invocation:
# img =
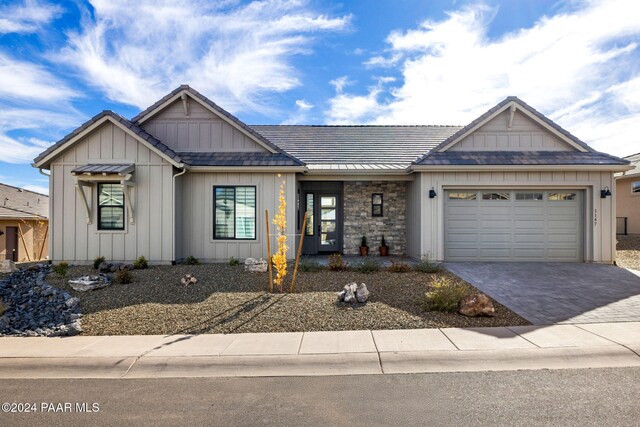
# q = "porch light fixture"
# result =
<box><xmin>429</xmin><ymin>188</ymin><xmax>437</xmax><ymax>199</ymax></box>
<box><xmin>0</xmin><ymin>230</ymin><xmax>3</xmax><ymax>236</ymax></box>
<box><xmin>600</xmin><ymin>186</ymin><xmax>612</xmax><ymax>198</ymax></box>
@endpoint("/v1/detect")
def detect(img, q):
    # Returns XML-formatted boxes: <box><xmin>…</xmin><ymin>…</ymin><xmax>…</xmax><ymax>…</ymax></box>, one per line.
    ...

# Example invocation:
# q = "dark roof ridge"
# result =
<box><xmin>0</xmin><ymin>182</ymin><xmax>49</xmax><ymax>198</ymax></box>
<box><xmin>250</xmin><ymin>124</ymin><xmax>464</xmax><ymax>128</ymax></box>
<box><xmin>0</xmin><ymin>205</ymin><xmax>47</xmax><ymax>218</ymax></box>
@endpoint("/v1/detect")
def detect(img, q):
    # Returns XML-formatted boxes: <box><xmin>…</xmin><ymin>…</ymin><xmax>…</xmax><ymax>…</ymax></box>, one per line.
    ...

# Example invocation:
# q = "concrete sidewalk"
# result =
<box><xmin>1</xmin><ymin>323</ymin><xmax>640</xmax><ymax>378</ymax></box>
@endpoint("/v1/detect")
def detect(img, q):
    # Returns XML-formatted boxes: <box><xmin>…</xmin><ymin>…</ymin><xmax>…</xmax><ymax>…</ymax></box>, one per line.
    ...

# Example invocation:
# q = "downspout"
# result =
<box><xmin>39</xmin><ymin>168</ymin><xmax>51</xmax><ymax>262</ymax></box>
<box><xmin>172</xmin><ymin>165</ymin><xmax>187</xmax><ymax>264</ymax></box>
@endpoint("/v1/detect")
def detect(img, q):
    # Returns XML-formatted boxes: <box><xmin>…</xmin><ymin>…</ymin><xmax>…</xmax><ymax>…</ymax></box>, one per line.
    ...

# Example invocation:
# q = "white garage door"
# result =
<box><xmin>444</xmin><ymin>190</ymin><xmax>583</xmax><ymax>261</ymax></box>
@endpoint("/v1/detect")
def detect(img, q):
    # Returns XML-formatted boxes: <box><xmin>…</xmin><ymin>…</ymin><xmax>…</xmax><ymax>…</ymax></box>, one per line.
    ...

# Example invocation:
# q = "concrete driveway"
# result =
<box><xmin>445</xmin><ymin>262</ymin><xmax>640</xmax><ymax>325</ymax></box>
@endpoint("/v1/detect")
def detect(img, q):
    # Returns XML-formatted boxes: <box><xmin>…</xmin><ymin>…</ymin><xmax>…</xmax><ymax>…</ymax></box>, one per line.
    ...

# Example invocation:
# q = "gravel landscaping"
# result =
<box><xmin>617</xmin><ymin>235</ymin><xmax>640</xmax><ymax>270</ymax></box>
<box><xmin>44</xmin><ymin>263</ymin><xmax>529</xmax><ymax>335</ymax></box>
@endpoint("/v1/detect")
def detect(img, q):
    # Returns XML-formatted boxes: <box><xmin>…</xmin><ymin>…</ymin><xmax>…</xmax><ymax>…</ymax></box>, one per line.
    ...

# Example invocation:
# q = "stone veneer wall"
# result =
<box><xmin>343</xmin><ymin>181</ymin><xmax>406</xmax><ymax>255</ymax></box>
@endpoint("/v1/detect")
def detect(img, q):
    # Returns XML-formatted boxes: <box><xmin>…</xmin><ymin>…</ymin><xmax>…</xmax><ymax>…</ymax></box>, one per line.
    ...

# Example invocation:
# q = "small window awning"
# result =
<box><xmin>71</xmin><ymin>164</ymin><xmax>135</xmax><ymax>176</ymax></box>
<box><xmin>71</xmin><ymin>164</ymin><xmax>136</xmax><ymax>225</ymax></box>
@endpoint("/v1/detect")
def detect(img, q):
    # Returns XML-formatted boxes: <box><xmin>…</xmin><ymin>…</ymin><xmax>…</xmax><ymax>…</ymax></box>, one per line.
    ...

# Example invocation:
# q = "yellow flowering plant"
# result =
<box><xmin>272</xmin><ymin>176</ymin><xmax>288</xmax><ymax>292</ymax></box>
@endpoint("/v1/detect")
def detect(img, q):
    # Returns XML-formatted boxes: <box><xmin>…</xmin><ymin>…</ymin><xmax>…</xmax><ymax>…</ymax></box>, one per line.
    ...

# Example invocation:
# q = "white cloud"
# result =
<box><xmin>59</xmin><ymin>0</ymin><xmax>350</xmax><ymax>113</ymax></box>
<box><xmin>329</xmin><ymin>76</ymin><xmax>355</xmax><ymax>93</ymax></box>
<box><xmin>0</xmin><ymin>0</ymin><xmax>62</xmax><ymax>34</ymax></box>
<box><xmin>295</xmin><ymin>99</ymin><xmax>314</xmax><ymax>110</ymax></box>
<box><xmin>281</xmin><ymin>98</ymin><xmax>315</xmax><ymax>124</ymax></box>
<box><xmin>327</xmin><ymin>0</ymin><xmax>640</xmax><ymax>156</ymax></box>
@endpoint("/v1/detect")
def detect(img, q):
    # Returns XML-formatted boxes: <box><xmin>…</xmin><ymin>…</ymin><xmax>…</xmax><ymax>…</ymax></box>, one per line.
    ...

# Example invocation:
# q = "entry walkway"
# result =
<box><xmin>1</xmin><ymin>323</ymin><xmax>639</xmax><ymax>378</ymax></box>
<box><xmin>446</xmin><ymin>262</ymin><xmax>640</xmax><ymax>324</ymax></box>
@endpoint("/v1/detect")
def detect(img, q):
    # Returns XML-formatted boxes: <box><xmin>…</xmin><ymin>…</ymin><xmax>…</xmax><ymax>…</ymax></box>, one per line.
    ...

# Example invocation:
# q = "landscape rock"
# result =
<box><xmin>179</xmin><ymin>274</ymin><xmax>198</xmax><ymax>286</ymax></box>
<box><xmin>0</xmin><ymin>260</ymin><xmax>17</xmax><ymax>273</ymax></box>
<box><xmin>68</xmin><ymin>274</ymin><xmax>111</xmax><ymax>292</ymax></box>
<box><xmin>356</xmin><ymin>283</ymin><xmax>370</xmax><ymax>303</ymax></box>
<box><xmin>338</xmin><ymin>282</ymin><xmax>369</xmax><ymax>304</ymax></box>
<box><xmin>244</xmin><ymin>257</ymin><xmax>267</xmax><ymax>273</ymax></box>
<box><xmin>458</xmin><ymin>293</ymin><xmax>496</xmax><ymax>317</ymax></box>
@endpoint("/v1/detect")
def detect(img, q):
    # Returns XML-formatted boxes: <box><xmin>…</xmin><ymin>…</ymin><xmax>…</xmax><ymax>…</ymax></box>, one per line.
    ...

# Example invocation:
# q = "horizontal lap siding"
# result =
<box><xmin>50</xmin><ymin>122</ymin><xmax>175</xmax><ymax>264</ymax></box>
<box><xmin>419</xmin><ymin>170</ymin><xmax>615</xmax><ymax>263</ymax></box>
<box><xmin>180</xmin><ymin>172</ymin><xmax>296</xmax><ymax>262</ymax></box>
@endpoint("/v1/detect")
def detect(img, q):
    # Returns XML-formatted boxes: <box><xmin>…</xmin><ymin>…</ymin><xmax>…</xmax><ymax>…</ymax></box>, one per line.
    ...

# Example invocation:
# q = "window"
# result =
<box><xmin>548</xmin><ymin>192</ymin><xmax>576</xmax><ymax>201</ymax></box>
<box><xmin>448</xmin><ymin>192</ymin><xmax>477</xmax><ymax>200</ymax></box>
<box><xmin>98</xmin><ymin>183</ymin><xmax>125</xmax><ymax>230</ymax></box>
<box><xmin>305</xmin><ymin>193</ymin><xmax>314</xmax><ymax>236</ymax></box>
<box><xmin>515</xmin><ymin>193</ymin><xmax>543</xmax><ymax>201</ymax></box>
<box><xmin>213</xmin><ymin>186</ymin><xmax>256</xmax><ymax>240</ymax></box>
<box><xmin>482</xmin><ymin>192</ymin><xmax>510</xmax><ymax>200</ymax></box>
<box><xmin>372</xmin><ymin>193</ymin><xmax>383</xmax><ymax>217</ymax></box>
<box><xmin>633</xmin><ymin>182</ymin><xmax>640</xmax><ymax>194</ymax></box>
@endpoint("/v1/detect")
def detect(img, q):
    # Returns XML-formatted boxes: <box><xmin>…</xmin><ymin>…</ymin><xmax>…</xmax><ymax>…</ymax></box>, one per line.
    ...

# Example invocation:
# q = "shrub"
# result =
<box><xmin>227</xmin><ymin>256</ymin><xmax>240</xmax><ymax>266</ymax></box>
<box><xmin>423</xmin><ymin>276</ymin><xmax>469</xmax><ymax>312</ymax></box>
<box><xmin>184</xmin><ymin>255</ymin><xmax>201</xmax><ymax>265</ymax></box>
<box><xmin>328</xmin><ymin>253</ymin><xmax>348</xmax><ymax>271</ymax></box>
<box><xmin>93</xmin><ymin>256</ymin><xmax>106</xmax><ymax>269</ymax></box>
<box><xmin>297</xmin><ymin>257</ymin><xmax>324</xmax><ymax>272</ymax></box>
<box><xmin>360</xmin><ymin>236</ymin><xmax>368</xmax><ymax>247</ymax></box>
<box><xmin>52</xmin><ymin>262</ymin><xmax>69</xmax><ymax>278</ymax></box>
<box><xmin>115</xmin><ymin>269</ymin><xmax>133</xmax><ymax>284</ymax></box>
<box><xmin>413</xmin><ymin>253</ymin><xmax>443</xmax><ymax>273</ymax></box>
<box><xmin>133</xmin><ymin>256</ymin><xmax>148</xmax><ymax>270</ymax></box>
<box><xmin>355</xmin><ymin>257</ymin><xmax>381</xmax><ymax>273</ymax></box>
<box><xmin>387</xmin><ymin>261</ymin><xmax>411</xmax><ymax>273</ymax></box>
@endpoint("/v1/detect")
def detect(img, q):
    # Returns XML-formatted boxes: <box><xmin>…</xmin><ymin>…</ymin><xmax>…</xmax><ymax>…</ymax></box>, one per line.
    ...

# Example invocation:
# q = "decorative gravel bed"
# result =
<box><xmin>617</xmin><ymin>235</ymin><xmax>640</xmax><ymax>270</ymax></box>
<box><xmin>45</xmin><ymin>264</ymin><xmax>529</xmax><ymax>335</ymax></box>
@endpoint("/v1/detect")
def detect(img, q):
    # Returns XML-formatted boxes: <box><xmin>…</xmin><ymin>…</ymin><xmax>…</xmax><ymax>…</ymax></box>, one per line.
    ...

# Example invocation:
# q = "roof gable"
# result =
<box><xmin>426</xmin><ymin>97</ymin><xmax>593</xmax><ymax>156</ymax></box>
<box><xmin>0</xmin><ymin>183</ymin><xmax>48</xmax><ymax>219</ymax></box>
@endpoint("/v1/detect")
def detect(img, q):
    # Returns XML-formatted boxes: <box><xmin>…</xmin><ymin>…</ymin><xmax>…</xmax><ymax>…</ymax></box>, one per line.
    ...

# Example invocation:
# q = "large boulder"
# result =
<box><xmin>0</xmin><ymin>260</ymin><xmax>17</xmax><ymax>273</ymax></box>
<box><xmin>68</xmin><ymin>274</ymin><xmax>111</xmax><ymax>292</ymax></box>
<box><xmin>459</xmin><ymin>293</ymin><xmax>496</xmax><ymax>317</ymax></box>
<box><xmin>356</xmin><ymin>283</ymin><xmax>370</xmax><ymax>303</ymax></box>
<box><xmin>244</xmin><ymin>258</ymin><xmax>267</xmax><ymax>273</ymax></box>
<box><xmin>338</xmin><ymin>282</ymin><xmax>369</xmax><ymax>304</ymax></box>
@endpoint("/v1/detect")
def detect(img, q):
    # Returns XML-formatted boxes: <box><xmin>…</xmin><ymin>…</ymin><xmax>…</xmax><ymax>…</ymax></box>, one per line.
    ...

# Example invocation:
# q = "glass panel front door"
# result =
<box><xmin>319</xmin><ymin>194</ymin><xmax>339</xmax><ymax>251</ymax></box>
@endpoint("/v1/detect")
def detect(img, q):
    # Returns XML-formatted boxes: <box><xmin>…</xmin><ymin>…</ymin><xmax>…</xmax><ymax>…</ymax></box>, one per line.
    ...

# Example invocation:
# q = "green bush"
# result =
<box><xmin>133</xmin><ymin>256</ymin><xmax>148</xmax><ymax>270</ymax></box>
<box><xmin>52</xmin><ymin>262</ymin><xmax>69</xmax><ymax>278</ymax></box>
<box><xmin>355</xmin><ymin>257</ymin><xmax>380</xmax><ymax>273</ymax></box>
<box><xmin>115</xmin><ymin>269</ymin><xmax>133</xmax><ymax>284</ymax></box>
<box><xmin>227</xmin><ymin>256</ymin><xmax>240</xmax><ymax>266</ymax></box>
<box><xmin>184</xmin><ymin>255</ymin><xmax>201</xmax><ymax>265</ymax></box>
<box><xmin>328</xmin><ymin>253</ymin><xmax>348</xmax><ymax>271</ymax></box>
<box><xmin>297</xmin><ymin>257</ymin><xmax>324</xmax><ymax>272</ymax></box>
<box><xmin>93</xmin><ymin>256</ymin><xmax>106</xmax><ymax>269</ymax></box>
<box><xmin>423</xmin><ymin>276</ymin><xmax>469</xmax><ymax>312</ymax></box>
<box><xmin>387</xmin><ymin>261</ymin><xmax>411</xmax><ymax>273</ymax></box>
<box><xmin>413</xmin><ymin>254</ymin><xmax>443</xmax><ymax>273</ymax></box>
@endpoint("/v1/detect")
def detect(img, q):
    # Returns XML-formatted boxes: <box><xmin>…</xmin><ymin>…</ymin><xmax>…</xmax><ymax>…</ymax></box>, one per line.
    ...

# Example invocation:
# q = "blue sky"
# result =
<box><xmin>1</xmin><ymin>0</ymin><xmax>639</xmax><ymax>194</ymax></box>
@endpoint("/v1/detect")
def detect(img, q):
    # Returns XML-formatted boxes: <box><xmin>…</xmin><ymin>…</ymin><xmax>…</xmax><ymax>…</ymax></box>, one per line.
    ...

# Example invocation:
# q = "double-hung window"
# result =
<box><xmin>98</xmin><ymin>183</ymin><xmax>125</xmax><ymax>230</ymax></box>
<box><xmin>214</xmin><ymin>186</ymin><xmax>256</xmax><ymax>240</ymax></box>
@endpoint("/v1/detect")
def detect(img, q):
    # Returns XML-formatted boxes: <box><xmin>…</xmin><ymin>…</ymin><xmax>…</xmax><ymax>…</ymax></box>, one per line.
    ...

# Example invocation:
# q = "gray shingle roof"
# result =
<box><xmin>178</xmin><ymin>152</ymin><xmax>301</xmax><ymax>167</ymax></box>
<box><xmin>132</xmin><ymin>85</ymin><xmax>304</xmax><ymax>166</ymax></box>
<box><xmin>0</xmin><ymin>183</ymin><xmax>48</xmax><ymax>219</ymax></box>
<box><xmin>415</xmin><ymin>151</ymin><xmax>630</xmax><ymax>166</ymax></box>
<box><xmin>250</xmin><ymin>125</ymin><xmax>462</xmax><ymax>167</ymax></box>
<box><xmin>33</xmin><ymin>111</ymin><xmax>183</xmax><ymax>166</ymax></box>
<box><xmin>71</xmin><ymin>164</ymin><xmax>135</xmax><ymax>174</ymax></box>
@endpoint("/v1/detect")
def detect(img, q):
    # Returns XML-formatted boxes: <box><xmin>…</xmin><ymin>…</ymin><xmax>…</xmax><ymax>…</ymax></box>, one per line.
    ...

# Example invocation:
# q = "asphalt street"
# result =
<box><xmin>1</xmin><ymin>367</ymin><xmax>639</xmax><ymax>426</ymax></box>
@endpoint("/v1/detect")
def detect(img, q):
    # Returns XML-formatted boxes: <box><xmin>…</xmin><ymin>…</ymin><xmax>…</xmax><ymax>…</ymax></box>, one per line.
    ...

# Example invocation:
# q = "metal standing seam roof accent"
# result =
<box><xmin>415</xmin><ymin>151</ymin><xmax>630</xmax><ymax>166</ymax></box>
<box><xmin>33</xmin><ymin>111</ymin><xmax>184</xmax><ymax>166</ymax></box>
<box><xmin>250</xmin><ymin>125</ymin><xmax>462</xmax><ymax>167</ymax></box>
<box><xmin>0</xmin><ymin>183</ymin><xmax>49</xmax><ymax>219</ymax></box>
<box><xmin>131</xmin><ymin>85</ymin><xmax>304</xmax><ymax>166</ymax></box>
<box><xmin>71</xmin><ymin>164</ymin><xmax>136</xmax><ymax>174</ymax></box>
<box><xmin>177</xmin><ymin>152</ymin><xmax>301</xmax><ymax>167</ymax></box>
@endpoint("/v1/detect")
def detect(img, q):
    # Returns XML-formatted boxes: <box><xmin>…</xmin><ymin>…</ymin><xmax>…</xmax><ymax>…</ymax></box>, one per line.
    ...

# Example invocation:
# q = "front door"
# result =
<box><xmin>6</xmin><ymin>226</ymin><xmax>18</xmax><ymax>262</ymax></box>
<box><xmin>318</xmin><ymin>194</ymin><xmax>340</xmax><ymax>252</ymax></box>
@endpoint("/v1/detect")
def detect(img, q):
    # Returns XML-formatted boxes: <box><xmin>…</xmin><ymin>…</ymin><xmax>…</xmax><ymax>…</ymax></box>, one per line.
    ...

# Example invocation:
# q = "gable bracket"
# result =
<box><xmin>181</xmin><ymin>93</ymin><xmax>189</xmax><ymax>117</ymax></box>
<box><xmin>507</xmin><ymin>104</ymin><xmax>517</xmax><ymax>129</ymax></box>
<box><xmin>74</xmin><ymin>180</ymin><xmax>92</xmax><ymax>224</ymax></box>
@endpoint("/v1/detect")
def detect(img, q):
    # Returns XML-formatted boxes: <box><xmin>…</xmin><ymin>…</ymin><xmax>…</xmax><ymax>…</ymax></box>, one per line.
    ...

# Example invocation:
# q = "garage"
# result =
<box><xmin>444</xmin><ymin>189</ymin><xmax>583</xmax><ymax>261</ymax></box>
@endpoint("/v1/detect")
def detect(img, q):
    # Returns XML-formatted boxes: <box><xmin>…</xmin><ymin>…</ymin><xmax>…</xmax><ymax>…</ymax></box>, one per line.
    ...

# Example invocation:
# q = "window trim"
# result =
<box><xmin>632</xmin><ymin>181</ymin><xmax>640</xmax><ymax>194</ymax></box>
<box><xmin>372</xmin><ymin>193</ymin><xmax>383</xmax><ymax>217</ymax></box>
<box><xmin>212</xmin><ymin>185</ymin><xmax>257</xmax><ymax>241</ymax></box>
<box><xmin>97</xmin><ymin>182</ymin><xmax>125</xmax><ymax>231</ymax></box>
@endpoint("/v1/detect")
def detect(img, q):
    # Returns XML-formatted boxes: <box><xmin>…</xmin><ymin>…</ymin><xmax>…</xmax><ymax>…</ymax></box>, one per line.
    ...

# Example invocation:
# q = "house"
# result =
<box><xmin>0</xmin><ymin>183</ymin><xmax>49</xmax><ymax>262</ymax></box>
<box><xmin>615</xmin><ymin>153</ymin><xmax>640</xmax><ymax>235</ymax></box>
<box><xmin>32</xmin><ymin>86</ymin><xmax>631</xmax><ymax>264</ymax></box>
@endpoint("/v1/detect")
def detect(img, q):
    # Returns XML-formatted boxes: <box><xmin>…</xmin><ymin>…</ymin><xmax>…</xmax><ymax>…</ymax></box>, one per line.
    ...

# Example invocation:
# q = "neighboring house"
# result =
<box><xmin>0</xmin><ymin>183</ymin><xmax>49</xmax><ymax>262</ymax></box>
<box><xmin>33</xmin><ymin>86</ymin><xmax>631</xmax><ymax>264</ymax></box>
<box><xmin>615</xmin><ymin>153</ymin><xmax>640</xmax><ymax>235</ymax></box>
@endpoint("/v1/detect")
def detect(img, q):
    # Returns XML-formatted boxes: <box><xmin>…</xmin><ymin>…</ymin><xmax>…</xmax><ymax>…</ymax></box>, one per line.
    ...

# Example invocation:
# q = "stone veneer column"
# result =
<box><xmin>342</xmin><ymin>181</ymin><xmax>406</xmax><ymax>255</ymax></box>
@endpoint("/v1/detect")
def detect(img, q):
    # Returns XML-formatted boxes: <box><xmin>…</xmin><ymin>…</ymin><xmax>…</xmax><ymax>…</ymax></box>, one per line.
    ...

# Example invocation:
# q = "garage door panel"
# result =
<box><xmin>444</xmin><ymin>189</ymin><xmax>582</xmax><ymax>262</ymax></box>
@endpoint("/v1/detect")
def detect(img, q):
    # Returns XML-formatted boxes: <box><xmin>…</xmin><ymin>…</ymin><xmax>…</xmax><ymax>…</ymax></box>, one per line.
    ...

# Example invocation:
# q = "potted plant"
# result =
<box><xmin>359</xmin><ymin>236</ymin><xmax>369</xmax><ymax>256</ymax></box>
<box><xmin>379</xmin><ymin>235</ymin><xmax>389</xmax><ymax>256</ymax></box>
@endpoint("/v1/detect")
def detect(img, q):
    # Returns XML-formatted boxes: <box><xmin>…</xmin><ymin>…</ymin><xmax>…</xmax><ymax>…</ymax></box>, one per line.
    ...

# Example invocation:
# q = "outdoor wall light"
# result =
<box><xmin>429</xmin><ymin>188</ymin><xmax>437</xmax><ymax>199</ymax></box>
<box><xmin>600</xmin><ymin>186</ymin><xmax>612</xmax><ymax>198</ymax></box>
<box><xmin>0</xmin><ymin>230</ymin><xmax>3</xmax><ymax>236</ymax></box>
